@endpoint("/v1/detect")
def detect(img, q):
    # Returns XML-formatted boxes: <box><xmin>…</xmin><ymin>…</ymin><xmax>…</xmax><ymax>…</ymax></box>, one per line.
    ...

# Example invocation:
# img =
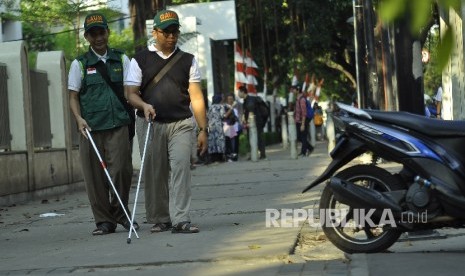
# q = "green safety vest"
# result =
<box><xmin>77</xmin><ymin>48</ymin><xmax>130</xmax><ymax>131</ymax></box>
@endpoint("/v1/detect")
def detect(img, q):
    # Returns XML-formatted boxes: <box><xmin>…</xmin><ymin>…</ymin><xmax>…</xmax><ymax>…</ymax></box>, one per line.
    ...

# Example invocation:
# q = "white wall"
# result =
<box><xmin>169</xmin><ymin>1</ymin><xmax>238</xmax><ymax>100</ymax></box>
<box><xmin>0</xmin><ymin>0</ymin><xmax>23</xmax><ymax>42</ymax></box>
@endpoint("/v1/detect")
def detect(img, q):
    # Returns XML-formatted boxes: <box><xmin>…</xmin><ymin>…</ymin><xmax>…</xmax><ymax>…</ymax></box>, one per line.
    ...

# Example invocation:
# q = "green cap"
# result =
<box><xmin>153</xmin><ymin>10</ymin><xmax>180</xmax><ymax>30</ymax></box>
<box><xmin>84</xmin><ymin>13</ymin><xmax>108</xmax><ymax>32</ymax></box>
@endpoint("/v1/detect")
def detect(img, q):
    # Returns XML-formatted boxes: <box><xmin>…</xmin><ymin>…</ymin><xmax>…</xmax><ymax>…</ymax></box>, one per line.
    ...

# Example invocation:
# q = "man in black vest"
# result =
<box><xmin>68</xmin><ymin>13</ymin><xmax>137</xmax><ymax>235</ymax></box>
<box><xmin>125</xmin><ymin>10</ymin><xmax>207</xmax><ymax>234</ymax></box>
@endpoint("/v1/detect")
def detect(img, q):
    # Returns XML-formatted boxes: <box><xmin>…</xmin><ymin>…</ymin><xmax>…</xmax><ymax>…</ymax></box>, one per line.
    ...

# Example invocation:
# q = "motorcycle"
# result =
<box><xmin>303</xmin><ymin>102</ymin><xmax>465</xmax><ymax>253</ymax></box>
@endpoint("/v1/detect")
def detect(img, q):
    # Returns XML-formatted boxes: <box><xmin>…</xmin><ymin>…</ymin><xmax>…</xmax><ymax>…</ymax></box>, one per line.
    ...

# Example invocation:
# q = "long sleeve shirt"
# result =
<box><xmin>294</xmin><ymin>96</ymin><xmax>307</xmax><ymax>124</ymax></box>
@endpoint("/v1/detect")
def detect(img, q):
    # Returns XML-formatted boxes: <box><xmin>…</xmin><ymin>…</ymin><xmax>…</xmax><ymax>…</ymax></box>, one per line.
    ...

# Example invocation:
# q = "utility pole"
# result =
<box><xmin>353</xmin><ymin>0</ymin><xmax>367</xmax><ymax>108</ymax></box>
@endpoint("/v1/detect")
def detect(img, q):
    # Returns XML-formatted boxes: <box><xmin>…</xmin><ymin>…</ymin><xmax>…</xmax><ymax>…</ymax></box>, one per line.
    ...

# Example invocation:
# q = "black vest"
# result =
<box><xmin>134</xmin><ymin>48</ymin><xmax>194</xmax><ymax>123</ymax></box>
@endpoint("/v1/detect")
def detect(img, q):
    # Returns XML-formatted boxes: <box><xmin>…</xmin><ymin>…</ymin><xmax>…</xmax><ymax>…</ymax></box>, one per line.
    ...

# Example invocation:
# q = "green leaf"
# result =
<box><xmin>410</xmin><ymin>0</ymin><xmax>433</xmax><ymax>34</ymax></box>
<box><xmin>437</xmin><ymin>28</ymin><xmax>453</xmax><ymax>71</ymax></box>
<box><xmin>378</xmin><ymin>0</ymin><xmax>407</xmax><ymax>22</ymax></box>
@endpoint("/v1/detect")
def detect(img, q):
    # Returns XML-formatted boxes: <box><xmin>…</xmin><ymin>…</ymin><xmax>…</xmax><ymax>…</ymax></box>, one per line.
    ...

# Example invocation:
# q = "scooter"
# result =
<box><xmin>303</xmin><ymin>102</ymin><xmax>465</xmax><ymax>253</ymax></box>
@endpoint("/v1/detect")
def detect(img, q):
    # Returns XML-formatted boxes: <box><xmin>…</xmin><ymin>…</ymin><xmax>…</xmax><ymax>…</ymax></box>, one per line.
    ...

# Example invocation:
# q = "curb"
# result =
<box><xmin>346</xmin><ymin>253</ymin><xmax>369</xmax><ymax>276</ymax></box>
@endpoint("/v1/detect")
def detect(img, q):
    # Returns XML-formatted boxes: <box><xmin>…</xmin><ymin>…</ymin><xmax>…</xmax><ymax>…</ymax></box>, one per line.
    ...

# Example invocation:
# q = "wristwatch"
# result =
<box><xmin>198</xmin><ymin>127</ymin><xmax>209</xmax><ymax>135</ymax></box>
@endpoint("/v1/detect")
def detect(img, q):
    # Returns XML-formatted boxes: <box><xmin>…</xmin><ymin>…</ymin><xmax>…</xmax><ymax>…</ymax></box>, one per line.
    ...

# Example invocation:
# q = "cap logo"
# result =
<box><xmin>86</xmin><ymin>15</ymin><xmax>104</xmax><ymax>25</ymax></box>
<box><xmin>160</xmin><ymin>11</ymin><xmax>177</xmax><ymax>22</ymax></box>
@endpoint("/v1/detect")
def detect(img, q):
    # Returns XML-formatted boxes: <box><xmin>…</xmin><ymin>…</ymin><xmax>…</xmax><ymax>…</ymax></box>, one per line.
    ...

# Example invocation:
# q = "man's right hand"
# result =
<box><xmin>76</xmin><ymin>117</ymin><xmax>90</xmax><ymax>139</ymax></box>
<box><xmin>142</xmin><ymin>103</ymin><xmax>156</xmax><ymax>122</ymax></box>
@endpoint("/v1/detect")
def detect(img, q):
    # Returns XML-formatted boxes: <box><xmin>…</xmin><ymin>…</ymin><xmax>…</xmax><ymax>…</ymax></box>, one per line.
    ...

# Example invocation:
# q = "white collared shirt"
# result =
<box><xmin>124</xmin><ymin>44</ymin><xmax>201</xmax><ymax>87</ymax></box>
<box><xmin>68</xmin><ymin>47</ymin><xmax>130</xmax><ymax>92</ymax></box>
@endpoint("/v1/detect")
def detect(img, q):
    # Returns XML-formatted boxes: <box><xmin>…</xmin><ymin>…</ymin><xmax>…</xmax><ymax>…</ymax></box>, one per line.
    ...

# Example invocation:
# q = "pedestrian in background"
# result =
<box><xmin>238</xmin><ymin>85</ymin><xmax>267</xmax><ymax>160</ymax></box>
<box><xmin>295</xmin><ymin>88</ymin><xmax>313</xmax><ymax>156</ymax></box>
<box><xmin>125</xmin><ymin>10</ymin><xmax>207</xmax><ymax>234</ymax></box>
<box><xmin>68</xmin><ymin>13</ymin><xmax>136</xmax><ymax>235</ymax></box>
<box><xmin>224</xmin><ymin>93</ymin><xmax>240</xmax><ymax>161</ymax></box>
<box><xmin>313</xmin><ymin>102</ymin><xmax>324</xmax><ymax>141</ymax></box>
<box><xmin>207</xmin><ymin>94</ymin><xmax>226</xmax><ymax>163</ymax></box>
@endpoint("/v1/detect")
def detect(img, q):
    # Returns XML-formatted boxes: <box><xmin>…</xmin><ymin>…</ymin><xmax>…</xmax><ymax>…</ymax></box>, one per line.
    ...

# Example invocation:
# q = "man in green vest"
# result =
<box><xmin>68</xmin><ymin>13</ymin><xmax>137</xmax><ymax>235</ymax></box>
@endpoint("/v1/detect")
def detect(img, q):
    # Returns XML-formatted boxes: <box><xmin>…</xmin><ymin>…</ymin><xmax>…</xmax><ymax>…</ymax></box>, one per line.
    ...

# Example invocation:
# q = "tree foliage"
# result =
<box><xmin>4</xmin><ymin>0</ymin><xmax>363</xmax><ymax>101</ymax></box>
<box><xmin>234</xmin><ymin>0</ymin><xmax>355</xmax><ymax>101</ymax></box>
<box><xmin>423</xmin><ymin>26</ymin><xmax>442</xmax><ymax>96</ymax></box>
<box><xmin>378</xmin><ymin>0</ymin><xmax>461</xmax><ymax>70</ymax></box>
<box><xmin>124</xmin><ymin>0</ymin><xmax>356</xmax><ymax>101</ymax></box>
<box><xmin>2</xmin><ymin>0</ymin><xmax>135</xmax><ymax>67</ymax></box>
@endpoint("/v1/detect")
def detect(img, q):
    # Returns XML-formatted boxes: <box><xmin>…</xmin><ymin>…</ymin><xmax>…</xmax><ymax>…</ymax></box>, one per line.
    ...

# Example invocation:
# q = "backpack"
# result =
<box><xmin>257</xmin><ymin>97</ymin><xmax>270</xmax><ymax>122</ymax></box>
<box><xmin>314</xmin><ymin>112</ymin><xmax>323</xmax><ymax>126</ymax></box>
<box><xmin>300</xmin><ymin>96</ymin><xmax>314</xmax><ymax>119</ymax></box>
<box><xmin>313</xmin><ymin>105</ymin><xmax>323</xmax><ymax>126</ymax></box>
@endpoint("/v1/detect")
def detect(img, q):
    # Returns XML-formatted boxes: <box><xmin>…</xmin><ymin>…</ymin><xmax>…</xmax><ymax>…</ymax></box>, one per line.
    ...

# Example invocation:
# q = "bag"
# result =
<box><xmin>314</xmin><ymin>113</ymin><xmax>323</xmax><ymax>126</ymax></box>
<box><xmin>257</xmin><ymin>97</ymin><xmax>269</xmax><ymax>122</ymax></box>
<box><xmin>300</xmin><ymin>96</ymin><xmax>314</xmax><ymax>119</ymax></box>
<box><xmin>224</xmin><ymin>106</ymin><xmax>238</xmax><ymax>125</ymax></box>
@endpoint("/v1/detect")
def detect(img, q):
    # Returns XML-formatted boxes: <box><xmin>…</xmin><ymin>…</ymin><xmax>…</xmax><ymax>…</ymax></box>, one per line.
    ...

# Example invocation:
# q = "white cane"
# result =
<box><xmin>127</xmin><ymin>119</ymin><xmax>153</xmax><ymax>244</ymax></box>
<box><xmin>84</xmin><ymin>128</ymin><xmax>139</xmax><ymax>239</ymax></box>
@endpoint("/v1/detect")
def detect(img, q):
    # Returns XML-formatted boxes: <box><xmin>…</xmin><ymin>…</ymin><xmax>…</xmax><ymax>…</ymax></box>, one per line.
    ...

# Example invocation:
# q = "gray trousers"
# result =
<box><xmin>79</xmin><ymin>126</ymin><xmax>133</xmax><ymax>225</ymax></box>
<box><xmin>136</xmin><ymin>117</ymin><xmax>194</xmax><ymax>225</ymax></box>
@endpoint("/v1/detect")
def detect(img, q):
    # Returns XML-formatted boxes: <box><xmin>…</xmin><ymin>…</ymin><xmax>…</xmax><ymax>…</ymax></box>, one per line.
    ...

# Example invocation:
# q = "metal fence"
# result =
<box><xmin>30</xmin><ymin>69</ymin><xmax>52</xmax><ymax>149</ymax></box>
<box><xmin>0</xmin><ymin>63</ymin><xmax>10</xmax><ymax>151</ymax></box>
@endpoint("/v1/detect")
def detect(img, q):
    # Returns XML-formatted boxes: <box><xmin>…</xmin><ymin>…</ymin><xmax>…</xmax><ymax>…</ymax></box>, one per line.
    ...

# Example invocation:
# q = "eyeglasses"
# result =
<box><xmin>155</xmin><ymin>29</ymin><xmax>180</xmax><ymax>38</ymax></box>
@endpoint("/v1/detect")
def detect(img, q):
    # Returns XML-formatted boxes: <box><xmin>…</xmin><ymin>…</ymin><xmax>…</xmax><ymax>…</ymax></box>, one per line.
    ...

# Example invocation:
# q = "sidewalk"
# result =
<box><xmin>0</xmin><ymin>141</ymin><xmax>348</xmax><ymax>275</ymax></box>
<box><xmin>2</xmin><ymin>141</ymin><xmax>465</xmax><ymax>275</ymax></box>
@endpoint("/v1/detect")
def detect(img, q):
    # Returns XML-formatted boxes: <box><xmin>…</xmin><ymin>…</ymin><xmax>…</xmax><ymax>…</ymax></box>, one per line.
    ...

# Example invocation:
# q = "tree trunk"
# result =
<box><xmin>129</xmin><ymin>0</ymin><xmax>168</xmax><ymax>54</ymax></box>
<box><xmin>394</xmin><ymin>16</ymin><xmax>424</xmax><ymax>115</ymax></box>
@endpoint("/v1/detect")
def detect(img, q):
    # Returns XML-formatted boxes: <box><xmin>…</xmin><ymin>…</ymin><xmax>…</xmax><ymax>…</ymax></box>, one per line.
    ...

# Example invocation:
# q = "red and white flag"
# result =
<box><xmin>234</xmin><ymin>42</ymin><xmax>260</xmax><ymax>94</ymax></box>
<box><xmin>245</xmin><ymin>50</ymin><xmax>258</xmax><ymax>94</ymax></box>
<box><xmin>235</xmin><ymin>43</ymin><xmax>247</xmax><ymax>89</ymax></box>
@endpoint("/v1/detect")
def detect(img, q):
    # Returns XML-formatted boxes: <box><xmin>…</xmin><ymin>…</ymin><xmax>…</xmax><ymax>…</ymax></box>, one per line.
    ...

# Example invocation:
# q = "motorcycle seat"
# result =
<box><xmin>364</xmin><ymin>110</ymin><xmax>465</xmax><ymax>137</ymax></box>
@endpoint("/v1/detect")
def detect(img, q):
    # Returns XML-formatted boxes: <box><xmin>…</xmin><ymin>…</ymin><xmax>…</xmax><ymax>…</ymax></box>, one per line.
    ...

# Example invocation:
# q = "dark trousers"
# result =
<box><xmin>297</xmin><ymin>120</ymin><xmax>313</xmax><ymax>155</ymax></box>
<box><xmin>79</xmin><ymin>126</ymin><xmax>133</xmax><ymax>226</ymax></box>
<box><xmin>225</xmin><ymin>136</ymin><xmax>238</xmax><ymax>156</ymax></box>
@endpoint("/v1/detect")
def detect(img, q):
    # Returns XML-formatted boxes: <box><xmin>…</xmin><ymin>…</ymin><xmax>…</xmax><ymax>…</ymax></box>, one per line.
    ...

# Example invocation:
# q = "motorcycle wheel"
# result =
<box><xmin>320</xmin><ymin>164</ymin><xmax>405</xmax><ymax>253</ymax></box>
